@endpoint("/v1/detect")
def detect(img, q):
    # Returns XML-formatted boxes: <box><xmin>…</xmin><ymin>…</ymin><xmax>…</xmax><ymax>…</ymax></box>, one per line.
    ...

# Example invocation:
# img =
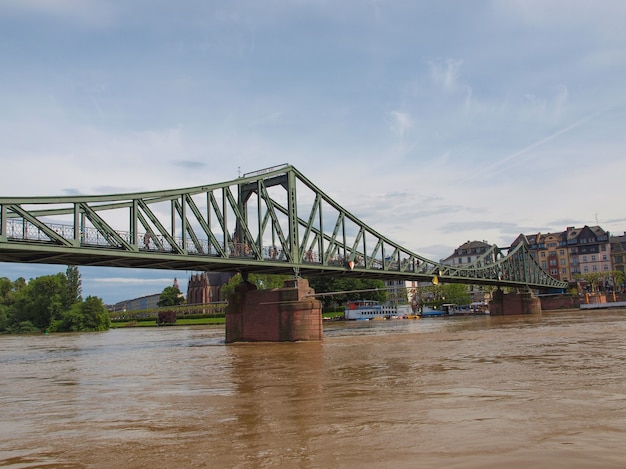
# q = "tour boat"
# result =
<box><xmin>344</xmin><ymin>300</ymin><xmax>413</xmax><ymax>320</ymax></box>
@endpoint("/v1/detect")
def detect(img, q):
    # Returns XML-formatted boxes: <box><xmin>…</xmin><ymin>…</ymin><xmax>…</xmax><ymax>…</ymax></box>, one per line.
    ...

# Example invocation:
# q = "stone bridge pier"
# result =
<box><xmin>225</xmin><ymin>277</ymin><xmax>323</xmax><ymax>343</ymax></box>
<box><xmin>489</xmin><ymin>288</ymin><xmax>542</xmax><ymax>315</ymax></box>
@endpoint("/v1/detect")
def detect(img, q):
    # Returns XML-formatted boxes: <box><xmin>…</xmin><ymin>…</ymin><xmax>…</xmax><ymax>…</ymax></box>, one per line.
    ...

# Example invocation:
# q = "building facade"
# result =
<box><xmin>441</xmin><ymin>240</ymin><xmax>492</xmax><ymax>266</ymax></box>
<box><xmin>384</xmin><ymin>279</ymin><xmax>421</xmax><ymax>305</ymax></box>
<box><xmin>111</xmin><ymin>293</ymin><xmax>161</xmax><ymax>312</ymax></box>
<box><xmin>610</xmin><ymin>232</ymin><xmax>626</xmax><ymax>274</ymax></box>
<box><xmin>440</xmin><ymin>240</ymin><xmax>493</xmax><ymax>302</ymax></box>
<box><xmin>513</xmin><ymin>225</ymin><xmax>611</xmax><ymax>284</ymax></box>
<box><xmin>567</xmin><ymin>226</ymin><xmax>611</xmax><ymax>277</ymax></box>
<box><xmin>187</xmin><ymin>272</ymin><xmax>234</xmax><ymax>304</ymax></box>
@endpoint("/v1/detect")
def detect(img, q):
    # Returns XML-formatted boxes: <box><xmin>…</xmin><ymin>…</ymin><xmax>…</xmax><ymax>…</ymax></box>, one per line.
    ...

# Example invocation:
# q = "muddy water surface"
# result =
<box><xmin>1</xmin><ymin>310</ymin><xmax>626</xmax><ymax>468</ymax></box>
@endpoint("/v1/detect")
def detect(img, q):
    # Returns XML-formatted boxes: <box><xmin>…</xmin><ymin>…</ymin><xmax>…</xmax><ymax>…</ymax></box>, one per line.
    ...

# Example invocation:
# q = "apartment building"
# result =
<box><xmin>567</xmin><ymin>226</ymin><xmax>611</xmax><ymax>277</ymax></box>
<box><xmin>610</xmin><ymin>232</ymin><xmax>626</xmax><ymax>273</ymax></box>
<box><xmin>440</xmin><ymin>240</ymin><xmax>492</xmax><ymax>266</ymax></box>
<box><xmin>513</xmin><ymin>225</ymin><xmax>611</xmax><ymax>284</ymax></box>
<box><xmin>440</xmin><ymin>240</ymin><xmax>493</xmax><ymax>301</ymax></box>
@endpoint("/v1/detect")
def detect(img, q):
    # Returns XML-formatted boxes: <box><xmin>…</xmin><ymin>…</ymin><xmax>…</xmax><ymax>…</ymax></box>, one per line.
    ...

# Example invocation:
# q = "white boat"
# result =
<box><xmin>344</xmin><ymin>300</ymin><xmax>413</xmax><ymax>320</ymax></box>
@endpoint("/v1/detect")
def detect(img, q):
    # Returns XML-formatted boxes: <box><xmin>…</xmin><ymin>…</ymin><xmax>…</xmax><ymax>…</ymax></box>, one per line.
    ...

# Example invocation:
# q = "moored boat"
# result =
<box><xmin>344</xmin><ymin>300</ymin><xmax>413</xmax><ymax>320</ymax></box>
<box><xmin>441</xmin><ymin>302</ymin><xmax>490</xmax><ymax>316</ymax></box>
<box><xmin>419</xmin><ymin>306</ymin><xmax>443</xmax><ymax>317</ymax></box>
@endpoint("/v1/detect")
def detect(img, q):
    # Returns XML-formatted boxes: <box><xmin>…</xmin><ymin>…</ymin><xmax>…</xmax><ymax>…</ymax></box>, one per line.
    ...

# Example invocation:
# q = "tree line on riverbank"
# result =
<box><xmin>0</xmin><ymin>266</ymin><xmax>110</xmax><ymax>334</ymax></box>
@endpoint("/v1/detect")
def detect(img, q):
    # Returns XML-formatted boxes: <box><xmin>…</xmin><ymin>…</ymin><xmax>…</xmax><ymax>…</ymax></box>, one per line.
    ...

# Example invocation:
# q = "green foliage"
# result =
<box><xmin>0</xmin><ymin>277</ymin><xmax>13</xmax><ymax>301</ymax></box>
<box><xmin>220</xmin><ymin>274</ymin><xmax>385</xmax><ymax>311</ymax></box>
<box><xmin>440</xmin><ymin>283</ymin><xmax>472</xmax><ymax>306</ymax></box>
<box><xmin>306</xmin><ymin>276</ymin><xmax>386</xmax><ymax>310</ymax></box>
<box><xmin>6</xmin><ymin>320</ymin><xmax>41</xmax><ymax>334</ymax></box>
<box><xmin>0</xmin><ymin>267</ymin><xmax>110</xmax><ymax>334</ymax></box>
<box><xmin>10</xmin><ymin>273</ymin><xmax>66</xmax><ymax>331</ymax></box>
<box><xmin>0</xmin><ymin>304</ymin><xmax>8</xmax><ymax>331</ymax></box>
<box><xmin>222</xmin><ymin>273</ymin><xmax>292</xmax><ymax>298</ymax></box>
<box><xmin>610</xmin><ymin>270</ymin><xmax>625</xmax><ymax>290</ymax></box>
<box><xmin>574</xmin><ymin>270</ymin><xmax>625</xmax><ymax>293</ymax></box>
<box><xmin>49</xmin><ymin>296</ymin><xmax>110</xmax><ymax>332</ymax></box>
<box><xmin>62</xmin><ymin>265</ymin><xmax>83</xmax><ymax>309</ymax></box>
<box><xmin>158</xmin><ymin>285</ymin><xmax>185</xmax><ymax>307</ymax></box>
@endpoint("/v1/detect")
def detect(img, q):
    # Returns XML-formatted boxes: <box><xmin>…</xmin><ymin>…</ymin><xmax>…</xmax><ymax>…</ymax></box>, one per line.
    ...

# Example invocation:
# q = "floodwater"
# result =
<box><xmin>1</xmin><ymin>310</ymin><xmax>626</xmax><ymax>469</ymax></box>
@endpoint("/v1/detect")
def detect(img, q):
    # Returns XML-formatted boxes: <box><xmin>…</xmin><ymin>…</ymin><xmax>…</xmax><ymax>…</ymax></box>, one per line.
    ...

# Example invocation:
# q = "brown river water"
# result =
<box><xmin>1</xmin><ymin>309</ymin><xmax>626</xmax><ymax>469</ymax></box>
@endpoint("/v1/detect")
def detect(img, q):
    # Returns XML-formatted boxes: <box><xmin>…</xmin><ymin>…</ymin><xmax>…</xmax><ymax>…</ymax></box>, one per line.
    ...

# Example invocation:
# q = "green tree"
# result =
<box><xmin>2</xmin><ymin>272</ymin><xmax>110</xmax><ymax>334</ymax></box>
<box><xmin>10</xmin><ymin>273</ymin><xmax>65</xmax><ymax>331</ymax></box>
<box><xmin>610</xmin><ymin>270</ymin><xmax>625</xmax><ymax>291</ymax></box>
<box><xmin>306</xmin><ymin>276</ymin><xmax>386</xmax><ymax>310</ymax></box>
<box><xmin>49</xmin><ymin>296</ymin><xmax>110</xmax><ymax>332</ymax></box>
<box><xmin>0</xmin><ymin>304</ymin><xmax>8</xmax><ymax>332</ymax></box>
<box><xmin>158</xmin><ymin>285</ymin><xmax>185</xmax><ymax>307</ymax></box>
<box><xmin>13</xmin><ymin>277</ymin><xmax>27</xmax><ymax>292</ymax></box>
<box><xmin>62</xmin><ymin>265</ymin><xmax>82</xmax><ymax>310</ymax></box>
<box><xmin>0</xmin><ymin>277</ymin><xmax>23</xmax><ymax>309</ymax></box>
<box><xmin>0</xmin><ymin>277</ymin><xmax>13</xmax><ymax>303</ymax></box>
<box><xmin>575</xmin><ymin>272</ymin><xmax>605</xmax><ymax>293</ymax></box>
<box><xmin>440</xmin><ymin>283</ymin><xmax>472</xmax><ymax>305</ymax></box>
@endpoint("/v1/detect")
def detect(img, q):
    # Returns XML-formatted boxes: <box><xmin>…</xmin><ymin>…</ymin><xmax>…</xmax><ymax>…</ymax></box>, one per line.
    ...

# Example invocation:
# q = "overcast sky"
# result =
<box><xmin>1</xmin><ymin>1</ymin><xmax>625</xmax><ymax>304</ymax></box>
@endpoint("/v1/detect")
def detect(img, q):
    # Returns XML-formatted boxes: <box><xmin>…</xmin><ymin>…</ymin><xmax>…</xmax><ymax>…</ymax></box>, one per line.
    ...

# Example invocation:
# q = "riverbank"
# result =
<box><xmin>111</xmin><ymin>312</ymin><xmax>344</xmax><ymax>328</ymax></box>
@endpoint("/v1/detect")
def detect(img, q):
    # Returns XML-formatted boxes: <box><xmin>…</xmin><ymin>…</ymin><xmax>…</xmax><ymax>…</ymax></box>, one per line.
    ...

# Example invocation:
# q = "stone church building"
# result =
<box><xmin>186</xmin><ymin>272</ymin><xmax>235</xmax><ymax>304</ymax></box>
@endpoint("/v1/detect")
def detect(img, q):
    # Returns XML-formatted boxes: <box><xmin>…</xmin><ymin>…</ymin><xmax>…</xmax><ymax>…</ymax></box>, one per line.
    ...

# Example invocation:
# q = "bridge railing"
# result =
<box><xmin>4</xmin><ymin>218</ymin><xmax>358</xmax><ymax>265</ymax></box>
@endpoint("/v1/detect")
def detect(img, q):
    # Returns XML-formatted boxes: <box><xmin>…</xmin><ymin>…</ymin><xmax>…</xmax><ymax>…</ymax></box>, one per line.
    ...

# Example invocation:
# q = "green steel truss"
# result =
<box><xmin>0</xmin><ymin>164</ymin><xmax>567</xmax><ymax>290</ymax></box>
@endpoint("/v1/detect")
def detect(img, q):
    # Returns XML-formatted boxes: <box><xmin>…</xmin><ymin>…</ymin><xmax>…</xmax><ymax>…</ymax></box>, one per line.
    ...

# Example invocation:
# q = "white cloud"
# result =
<box><xmin>386</xmin><ymin>111</ymin><xmax>413</xmax><ymax>138</ymax></box>
<box><xmin>429</xmin><ymin>59</ymin><xmax>464</xmax><ymax>92</ymax></box>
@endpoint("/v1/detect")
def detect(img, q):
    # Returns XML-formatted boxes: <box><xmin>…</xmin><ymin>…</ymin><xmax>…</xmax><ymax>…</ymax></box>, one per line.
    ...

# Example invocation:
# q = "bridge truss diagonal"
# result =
<box><xmin>0</xmin><ymin>164</ymin><xmax>567</xmax><ymax>290</ymax></box>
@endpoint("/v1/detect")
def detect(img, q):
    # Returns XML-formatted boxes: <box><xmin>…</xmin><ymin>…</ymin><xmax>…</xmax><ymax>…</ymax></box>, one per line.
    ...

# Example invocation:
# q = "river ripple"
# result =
<box><xmin>1</xmin><ymin>310</ymin><xmax>626</xmax><ymax>468</ymax></box>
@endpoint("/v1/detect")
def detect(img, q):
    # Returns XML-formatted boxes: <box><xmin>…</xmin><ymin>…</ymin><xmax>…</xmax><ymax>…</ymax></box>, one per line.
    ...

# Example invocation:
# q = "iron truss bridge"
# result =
<box><xmin>0</xmin><ymin>164</ymin><xmax>566</xmax><ymax>290</ymax></box>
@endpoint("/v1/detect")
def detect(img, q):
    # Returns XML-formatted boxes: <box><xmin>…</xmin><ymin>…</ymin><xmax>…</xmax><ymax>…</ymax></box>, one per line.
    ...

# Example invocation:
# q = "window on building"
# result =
<box><xmin>560</xmin><ymin>259</ymin><xmax>566</xmax><ymax>265</ymax></box>
<box><xmin>591</xmin><ymin>255</ymin><xmax>596</xmax><ymax>261</ymax></box>
<box><xmin>583</xmin><ymin>256</ymin><xmax>588</xmax><ymax>262</ymax></box>
<box><xmin>467</xmin><ymin>257</ymin><xmax>471</xmax><ymax>263</ymax></box>
<box><xmin>541</xmin><ymin>252</ymin><xmax>546</xmax><ymax>257</ymax></box>
<box><xmin>603</xmin><ymin>255</ymin><xmax>607</xmax><ymax>261</ymax></box>
<box><xmin>562</xmin><ymin>268</ymin><xmax>567</xmax><ymax>274</ymax></box>
<box><xmin>584</xmin><ymin>266</ymin><xmax>589</xmax><ymax>272</ymax></box>
<box><xmin>604</xmin><ymin>265</ymin><xmax>609</xmax><ymax>271</ymax></box>
<box><xmin>549</xmin><ymin>259</ymin><xmax>557</xmax><ymax>266</ymax></box>
<box><xmin>560</xmin><ymin>250</ymin><xmax>565</xmax><ymax>256</ymax></box>
<box><xmin>541</xmin><ymin>261</ymin><xmax>547</xmax><ymax>268</ymax></box>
